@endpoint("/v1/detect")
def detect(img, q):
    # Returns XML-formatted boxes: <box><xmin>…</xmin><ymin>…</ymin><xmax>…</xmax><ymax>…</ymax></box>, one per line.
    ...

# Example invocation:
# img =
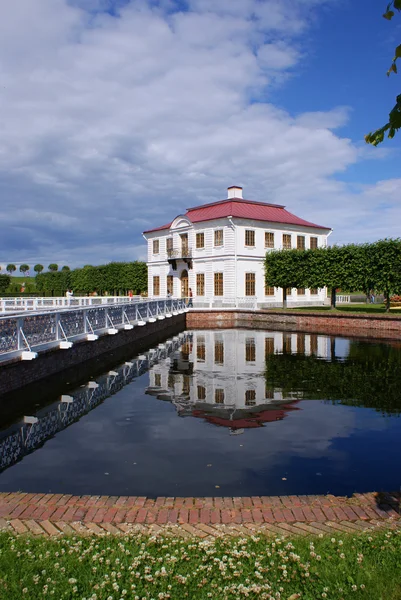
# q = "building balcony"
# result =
<box><xmin>167</xmin><ymin>247</ymin><xmax>192</xmax><ymax>270</ymax></box>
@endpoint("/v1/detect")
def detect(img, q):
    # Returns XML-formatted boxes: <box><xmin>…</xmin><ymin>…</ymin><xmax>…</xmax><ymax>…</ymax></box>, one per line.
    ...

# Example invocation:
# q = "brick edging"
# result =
<box><xmin>0</xmin><ymin>492</ymin><xmax>399</xmax><ymax>527</ymax></box>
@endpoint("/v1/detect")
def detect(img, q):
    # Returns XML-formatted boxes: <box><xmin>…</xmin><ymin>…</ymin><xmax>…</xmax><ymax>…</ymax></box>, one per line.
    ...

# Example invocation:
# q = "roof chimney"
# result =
<box><xmin>227</xmin><ymin>185</ymin><xmax>243</xmax><ymax>199</ymax></box>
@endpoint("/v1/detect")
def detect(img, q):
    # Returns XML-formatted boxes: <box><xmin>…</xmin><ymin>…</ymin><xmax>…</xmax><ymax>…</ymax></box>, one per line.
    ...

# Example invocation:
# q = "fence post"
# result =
<box><xmin>55</xmin><ymin>312</ymin><xmax>61</xmax><ymax>341</ymax></box>
<box><xmin>17</xmin><ymin>317</ymin><xmax>24</xmax><ymax>350</ymax></box>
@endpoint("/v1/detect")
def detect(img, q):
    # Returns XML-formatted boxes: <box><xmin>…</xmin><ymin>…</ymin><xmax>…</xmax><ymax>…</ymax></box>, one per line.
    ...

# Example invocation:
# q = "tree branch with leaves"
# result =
<box><xmin>365</xmin><ymin>1</ymin><xmax>401</xmax><ymax>145</ymax></box>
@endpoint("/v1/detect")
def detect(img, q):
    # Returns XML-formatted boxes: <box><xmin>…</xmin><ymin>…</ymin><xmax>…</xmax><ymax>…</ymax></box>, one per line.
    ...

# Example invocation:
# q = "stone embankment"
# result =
<box><xmin>187</xmin><ymin>309</ymin><xmax>401</xmax><ymax>340</ymax></box>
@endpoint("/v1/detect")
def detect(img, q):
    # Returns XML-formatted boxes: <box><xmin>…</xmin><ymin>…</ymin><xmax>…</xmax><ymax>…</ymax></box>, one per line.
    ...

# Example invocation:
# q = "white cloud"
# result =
<box><xmin>0</xmin><ymin>0</ymin><xmax>399</xmax><ymax>267</ymax></box>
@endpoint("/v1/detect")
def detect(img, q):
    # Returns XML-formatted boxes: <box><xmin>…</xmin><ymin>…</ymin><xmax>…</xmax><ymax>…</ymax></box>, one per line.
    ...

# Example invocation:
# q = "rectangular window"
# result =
<box><xmin>154</xmin><ymin>373</ymin><xmax>161</xmax><ymax>387</ymax></box>
<box><xmin>214</xmin><ymin>272</ymin><xmax>223</xmax><ymax>296</ymax></box>
<box><xmin>166</xmin><ymin>237</ymin><xmax>173</xmax><ymax>251</ymax></box>
<box><xmin>283</xmin><ymin>333</ymin><xmax>292</xmax><ymax>354</ymax></box>
<box><xmin>214</xmin><ymin>340</ymin><xmax>224</xmax><ymax>365</ymax></box>
<box><xmin>265</xmin><ymin>337</ymin><xmax>274</xmax><ymax>357</ymax></box>
<box><xmin>310</xmin><ymin>288</ymin><xmax>318</xmax><ymax>295</ymax></box>
<box><xmin>297</xmin><ymin>333</ymin><xmax>305</xmax><ymax>354</ymax></box>
<box><xmin>215</xmin><ymin>389</ymin><xmax>225</xmax><ymax>404</ymax></box>
<box><xmin>168</xmin><ymin>374</ymin><xmax>175</xmax><ymax>389</ymax></box>
<box><xmin>183</xmin><ymin>375</ymin><xmax>190</xmax><ymax>395</ymax></box>
<box><xmin>265</xmin><ymin>386</ymin><xmax>274</xmax><ymax>400</ymax></box>
<box><xmin>245</xmin><ymin>338</ymin><xmax>256</xmax><ymax>362</ymax></box>
<box><xmin>297</xmin><ymin>288</ymin><xmax>305</xmax><ymax>295</ymax></box>
<box><xmin>197</xmin><ymin>386</ymin><xmax>206</xmax><ymax>400</ymax></box>
<box><xmin>265</xmin><ymin>285</ymin><xmax>275</xmax><ymax>296</ymax></box>
<box><xmin>197</xmin><ymin>336</ymin><xmax>206</xmax><ymax>362</ymax></box>
<box><xmin>286</xmin><ymin>287</ymin><xmax>292</xmax><ymax>296</ymax></box>
<box><xmin>265</xmin><ymin>232</ymin><xmax>275</xmax><ymax>248</ymax></box>
<box><xmin>196</xmin><ymin>232</ymin><xmax>205</xmax><ymax>249</ymax></box>
<box><xmin>282</xmin><ymin>234</ymin><xmax>292</xmax><ymax>249</ymax></box>
<box><xmin>196</xmin><ymin>273</ymin><xmax>205</xmax><ymax>296</ymax></box>
<box><xmin>153</xmin><ymin>276</ymin><xmax>160</xmax><ymax>296</ymax></box>
<box><xmin>310</xmin><ymin>237</ymin><xmax>318</xmax><ymax>249</ymax></box>
<box><xmin>153</xmin><ymin>239</ymin><xmax>159</xmax><ymax>254</ymax></box>
<box><xmin>297</xmin><ymin>235</ymin><xmax>305</xmax><ymax>250</ymax></box>
<box><xmin>167</xmin><ymin>275</ymin><xmax>173</xmax><ymax>296</ymax></box>
<box><xmin>245</xmin><ymin>230</ymin><xmax>255</xmax><ymax>247</ymax></box>
<box><xmin>245</xmin><ymin>273</ymin><xmax>256</xmax><ymax>296</ymax></box>
<box><xmin>180</xmin><ymin>234</ymin><xmax>188</xmax><ymax>255</ymax></box>
<box><xmin>245</xmin><ymin>390</ymin><xmax>256</xmax><ymax>406</ymax></box>
<box><xmin>310</xmin><ymin>334</ymin><xmax>318</xmax><ymax>356</ymax></box>
<box><xmin>214</xmin><ymin>229</ymin><xmax>223</xmax><ymax>246</ymax></box>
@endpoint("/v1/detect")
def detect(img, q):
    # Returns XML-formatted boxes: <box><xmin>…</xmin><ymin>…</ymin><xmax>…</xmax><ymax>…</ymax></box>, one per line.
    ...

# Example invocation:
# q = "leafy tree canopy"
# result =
<box><xmin>48</xmin><ymin>264</ymin><xmax>59</xmax><ymax>272</ymax></box>
<box><xmin>365</xmin><ymin>1</ymin><xmax>401</xmax><ymax>145</ymax></box>
<box><xmin>265</xmin><ymin>239</ymin><xmax>401</xmax><ymax>311</ymax></box>
<box><xmin>6</xmin><ymin>264</ymin><xmax>16</xmax><ymax>274</ymax></box>
<box><xmin>19</xmin><ymin>264</ymin><xmax>30</xmax><ymax>274</ymax></box>
<box><xmin>34</xmin><ymin>264</ymin><xmax>44</xmax><ymax>273</ymax></box>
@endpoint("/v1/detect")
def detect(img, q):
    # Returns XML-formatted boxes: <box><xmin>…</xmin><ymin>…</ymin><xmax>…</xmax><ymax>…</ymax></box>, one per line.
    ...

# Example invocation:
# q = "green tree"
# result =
<box><xmin>19</xmin><ymin>264</ymin><xmax>30</xmax><ymax>276</ymax></box>
<box><xmin>48</xmin><ymin>264</ymin><xmax>59</xmax><ymax>272</ymax></box>
<box><xmin>365</xmin><ymin>238</ymin><xmax>401</xmax><ymax>311</ymax></box>
<box><xmin>61</xmin><ymin>265</ymin><xmax>70</xmax><ymax>272</ymax></box>
<box><xmin>365</xmin><ymin>1</ymin><xmax>401</xmax><ymax>145</ymax></box>
<box><xmin>0</xmin><ymin>274</ymin><xmax>11</xmax><ymax>294</ymax></box>
<box><xmin>6</xmin><ymin>264</ymin><xmax>16</xmax><ymax>275</ymax></box>
<box><xmin>264</xmin><ymin>249</ymin><xmax>306</xmax><ymax>308</ymax></box>
<box><xmin>34</xmin><ymin>264</ymin><xmax>44</xmax><ymax>274</ymax></box>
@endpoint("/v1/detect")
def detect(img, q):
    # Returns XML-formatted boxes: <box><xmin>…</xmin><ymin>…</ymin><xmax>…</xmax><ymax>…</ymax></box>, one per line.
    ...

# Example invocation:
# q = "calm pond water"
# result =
<box><xmin>0</xmin><ymin>329</ymin><xmax>400</xmax><ymax>498</ymax></box>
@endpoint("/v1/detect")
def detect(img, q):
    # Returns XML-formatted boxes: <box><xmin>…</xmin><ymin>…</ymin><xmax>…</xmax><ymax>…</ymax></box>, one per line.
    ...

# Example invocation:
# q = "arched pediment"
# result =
<box><xmin>170</xmin><ymin>215</ymin><xmax>192</xmax><ymax>230</ymax></box>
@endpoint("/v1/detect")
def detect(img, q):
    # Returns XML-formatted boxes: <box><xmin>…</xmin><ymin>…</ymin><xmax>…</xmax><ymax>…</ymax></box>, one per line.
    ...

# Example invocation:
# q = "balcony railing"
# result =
<box><xmin>167</xmin><ymin>247</ymin><xmax>192</xmax><ymax>260</ymax></box>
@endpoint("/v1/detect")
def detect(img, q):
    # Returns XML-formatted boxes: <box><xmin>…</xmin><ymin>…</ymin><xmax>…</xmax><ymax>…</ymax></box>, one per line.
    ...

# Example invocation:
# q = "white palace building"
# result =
<box><xmin>143</xmin><ymin>186</ymin><xmax>332</xmax><ymax>308</ymax></box>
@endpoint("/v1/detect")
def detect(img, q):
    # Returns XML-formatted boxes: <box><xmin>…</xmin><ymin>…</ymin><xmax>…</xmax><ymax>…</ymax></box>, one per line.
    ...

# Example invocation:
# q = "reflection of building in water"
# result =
<box><xmin>147</xmin><ymin>330</ymin><xmax>330</xmax><ymax>429</ymax></box>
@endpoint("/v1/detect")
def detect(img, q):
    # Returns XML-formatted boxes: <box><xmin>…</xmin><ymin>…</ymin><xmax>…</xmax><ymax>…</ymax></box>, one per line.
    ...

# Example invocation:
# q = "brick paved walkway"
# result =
<box><xmin>0</xmin><ymin>492</ymin><xmax>400</xmax><ymax>538</ymax></box>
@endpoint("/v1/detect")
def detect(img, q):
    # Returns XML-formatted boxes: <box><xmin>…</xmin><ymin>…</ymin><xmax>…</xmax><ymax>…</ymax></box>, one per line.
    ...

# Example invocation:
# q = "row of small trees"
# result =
<box><xmin>264</xmin><ymin>239</ymin><xmax>401</xmax><ymax>311</ymax></box>
<box><xmin>3</xmin><ymin>264</ymin><xmax>70</xmax><ymax>275</ymax></box>
<box><xmin>35</xmin><ymin>262</ymin><xmax>147</xmax><ymax>296</ymax></box>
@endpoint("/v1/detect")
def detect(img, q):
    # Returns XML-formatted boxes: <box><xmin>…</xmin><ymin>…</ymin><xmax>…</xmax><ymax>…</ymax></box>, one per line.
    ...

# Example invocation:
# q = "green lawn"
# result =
<box><xmin>290</xmin><ymin>303</ymin><xmax>401</xmax><ymax>315</ymax></box>
<box><xmin>3</xmin><ymin>276</ymin><xmax>37</xmax><ymax>294</ymax></box>
<box><xmin>0</xmin><ymin>528</ymin><xmax>400</xmax><ymax>599</ymax></box>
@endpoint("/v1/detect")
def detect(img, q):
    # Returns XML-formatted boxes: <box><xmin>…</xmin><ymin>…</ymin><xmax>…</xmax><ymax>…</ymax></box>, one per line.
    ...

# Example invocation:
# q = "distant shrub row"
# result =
<box><xmin>35</xmin><ymin>262</ymin><xmax>147</xmax><ymax>296</ymax></box>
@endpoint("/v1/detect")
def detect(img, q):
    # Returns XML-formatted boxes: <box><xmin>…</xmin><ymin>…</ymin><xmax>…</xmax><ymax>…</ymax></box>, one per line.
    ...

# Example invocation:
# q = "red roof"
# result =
<box><xmin>144</xmin><ymin>197</ymin><xmax>330</xmax><ymax>233</ymax></box>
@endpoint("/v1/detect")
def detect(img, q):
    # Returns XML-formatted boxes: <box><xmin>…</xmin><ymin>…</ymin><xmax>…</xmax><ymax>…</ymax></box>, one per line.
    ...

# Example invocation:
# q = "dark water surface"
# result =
<box><xmin>0</xmin><ymin>329</ymin><xmax>400</xmax><ymax>497</ymax></box>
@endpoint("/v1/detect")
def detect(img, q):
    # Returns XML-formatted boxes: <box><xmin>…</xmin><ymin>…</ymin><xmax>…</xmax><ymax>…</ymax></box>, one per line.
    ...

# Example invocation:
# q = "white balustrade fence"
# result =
<box><xmin>0</xmin><ymin>295</ymin><xmax>142</xmax><ymax>314</ymax></box>
<box><xmin>0</xmin><ymin>298</ymin><xmax>187</xmax><ymax>363</ymax></box>
<box><xmin>336</xmin><ymin>295</ymin><xmax>351</xmax><ymax>303</ymax></box>
<box><xmin>192</xmin><ymin>296</ymin><xmax>258</xmax><ymax>310</ymax></box>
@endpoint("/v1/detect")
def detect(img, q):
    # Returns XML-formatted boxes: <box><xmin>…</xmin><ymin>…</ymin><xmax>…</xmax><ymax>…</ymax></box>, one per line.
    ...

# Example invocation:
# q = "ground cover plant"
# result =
<box><xmin>0</xmin><ymin>527</ymin><xmax>400</xmax><ymax>599</ymax></box>
<box><xmin>289</xmin><ymin>304</ymin><xmax>401</xmax><ymax>314</ymax></box>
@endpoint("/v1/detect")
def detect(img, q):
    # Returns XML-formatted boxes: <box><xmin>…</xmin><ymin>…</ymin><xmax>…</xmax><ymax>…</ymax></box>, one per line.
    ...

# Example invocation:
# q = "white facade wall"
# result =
<box><xmin>145</xmin><ymin>214</ymin><xmax>330</xmax><ymax>306</ymax></box>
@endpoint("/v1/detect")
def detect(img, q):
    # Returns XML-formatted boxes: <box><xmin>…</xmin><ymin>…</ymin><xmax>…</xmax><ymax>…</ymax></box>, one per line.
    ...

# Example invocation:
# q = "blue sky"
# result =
<box><xmin>0</xmin><ymin>0</ymin><xmax>400</xmax><ymax>267</ymax></box>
